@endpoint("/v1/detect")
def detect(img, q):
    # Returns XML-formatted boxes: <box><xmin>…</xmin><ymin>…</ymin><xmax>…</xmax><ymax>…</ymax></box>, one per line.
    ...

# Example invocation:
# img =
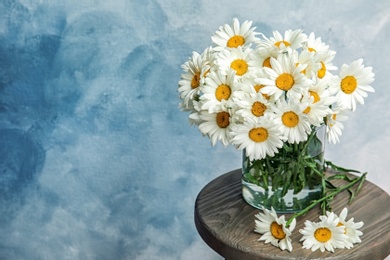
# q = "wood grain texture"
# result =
<box><xmin>195</xmin><ymin>169</ymin><xmax>390</xmax><ymax>260</ymax></box>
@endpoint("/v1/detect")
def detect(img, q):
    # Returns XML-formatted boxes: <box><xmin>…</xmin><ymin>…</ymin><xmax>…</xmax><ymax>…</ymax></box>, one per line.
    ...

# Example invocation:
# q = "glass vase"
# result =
<box><xmin>241</xmin><ymin>126</ymin><xmax>325</xmax><ymax>213</ymax></box>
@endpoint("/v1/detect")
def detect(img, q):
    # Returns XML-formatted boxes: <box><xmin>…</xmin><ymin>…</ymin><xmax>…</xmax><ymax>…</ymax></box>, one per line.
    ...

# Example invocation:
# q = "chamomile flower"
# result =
<box><xmin>236</xmin><ymin>70</ymin><xmax>272</xmax><ymax>99</ymax></box>
<box><xmin>325</xmin><ymin>108</ymin><xmax>349</xmax><ymax>144</ymax></box>
<box><xmin>300</xmin><ymin>212</ymin><xmax>347</xmax><ymax>252</ymax></box>
<box><xmin>249</xmin><ymin>45</ymin><xmax>279</xmax><ymax>70</ymax></box>
<box><xmin>211</xmin><ymin>18</ymin><xmax>259</xmax><ymax>50</ymax></box>
<box><xmin>332</xmin><ymin>59</ymin><xmax>375</xmax><ymax>111</ymax></box>
<box><xmin>328</xmin><ymin>208</ymin><xmax>364</xmax><ymax>249</ymax></box>
<box><xmin>198</xmin><ymin>108</ymin><xmax>232</xmax><ymax>146</ymax></box>
<box><xmin>309</xmin><ymin>78</ymin><xmax>337</xmax><ymax>107</ymax></box>
<box><xmin>304</xmin><ymin>32</ymin><xmax>330</xmax><ymax>54</ymax></box>
<box><xmin>315</xmin><ymin>50</ymin><xmax>338</xmax><ymax>80</ymax></box>
<box><xmin>234</xmin><ymin>92</ymin><xmax>270</xmax><ymax>121</ymax></box>
<box><xmin>301</xmin><ymin>81</ymin><xmax>333</xmax><ymax>126</ymax></box>
<box><xmin>178</xmin><ymin>51</ymin><xmax>206</xmax><ymax>111</ymax></box>
<box><xmin>256</xmin><ymin>55</ymin><xmax>312</xmax><ymax>100</ymax></box>
<box><xmin>254</xmin><ymin>207</ymin><xmax>296</xmax><ymax>252</ymax></box>
<box><xmin>188</xmin><ymin>100</ymin><xmax>203</xmax><ymax>126</ymax></box>
<box><xmin>216</xmin><ymin>46</ymin><xmax>253</xmax><ymax>80</ymax></box>
<box><xmin>230</xmin><ymin>117</ymin><xmax>283</xmax><ymax>161</ymax></box>
<box><xmin>272</xmin><ymin>99</ymin><xmax>311</xmax><ymax>144</ymax></box>
<box><xmin>292</xmin><ymin>49</ymin><xmax>320</xmax><ymax>78</ymax></box>
<box><xmin>301</xmin><ymin>94</ymin><xmax>329</xmax><ymax>126</ymax></box>
<box><xmin>198</xmin><ymin>46</ymin><xmax>215</xmax><ymax>84</ymax></box>
<box><xmin>201</xmin><ymin>70</ymin><xmax>237</xmax><ymax>113</ymax></box>
<box><xmin>260</xmin><ymin>29</ymin><xmax>307</xmax><ymax>53</ymax></box>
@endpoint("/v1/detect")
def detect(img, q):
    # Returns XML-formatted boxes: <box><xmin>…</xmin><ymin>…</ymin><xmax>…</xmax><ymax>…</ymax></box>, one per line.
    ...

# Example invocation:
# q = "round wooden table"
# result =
<box><xmin>194</xmin><ymin>169</ymin><xmax>390</xmax><ymax>260</ymax></box>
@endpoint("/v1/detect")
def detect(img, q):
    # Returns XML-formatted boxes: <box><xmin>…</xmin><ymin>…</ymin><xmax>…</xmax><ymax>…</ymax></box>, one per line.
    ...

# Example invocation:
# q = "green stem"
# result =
<box><xmin>285</xmin><ymin>172</ymin><xmax>367</xmax><ymax>227</ymax></box>
<box><xmin>320</xmin><ymin>171</ymin><xmax>327</xmax><ymax>215</ymax></box>
<box><xmin>300</xmin><ymin>128</ymin><xmax>316</xmax><ymax>156</ymax></box>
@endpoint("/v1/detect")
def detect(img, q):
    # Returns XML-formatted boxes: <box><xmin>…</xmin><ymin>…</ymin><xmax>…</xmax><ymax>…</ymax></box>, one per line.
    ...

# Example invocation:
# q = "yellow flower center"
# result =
<box><xmin>215</xmin><ymin>84</ymin><xmax>231</xmax><ymax>101</ymax></box>
<box><xmin>337</xmin><ymin>222</ymin><xmax>347</xmax><ymax>234</ymax></box>
<box><xmin>329</xmin><ymin>114</ymin><xmax>337</xmax><ymax>127</ymax></box>
<box><xmin>303</xmin><ymin>106</ymin><xmax>311</xmax><ymax>114</ymax></box>
<box><xmin>314</xmin><ymin>227</ymin><xmax>332</xmax><ymax>243</ymax></box>
<box><xmin>303</xmin><ymin>91</ymin><xmax>320</xmax><ymax>114</ymax></box>
<box><xmin>230</xmin><ymin>59</ymin><xmax>248</xmax><ymax>76</ymax></box>
<box><xmin>263</xmin><ymin>57</ymin><xmax>272</xmax><ymax>68</ymax></box>
<box><xmin>191</xmin><ymin>72</ymin><xmax>200</xmax><ymax>89</ymax></box>
<box><xmin>318</xmin><ymin>61</ymin><xmax>326</xmax><ymax>79</ymax></box>
<box><xmin>309</xmin><ymin>90</ymin><xmax>320</xmax><ymax>103</ymax></box>
<box><xmin>254</xmin><ymin>84</ymin><xmax>263</xmax><ymax>93</ymax></box>
<box><xmin>308</xmin><ymin>47</ymin><xmax>317</xmax><ymax>52</ymax></box>
<box><xmin>216</xmin><ymin>111</ymin><xmax>230</xmax><ymax>128</ymax></box>
<box><xmin>251</xmin><ymin>101</ymin><xmax>267</xmax><ymax>117</ymax></box>
<box><xmin>270</xmin><ymin>221</ymin><xmax>286</xmax><ymax>240</ymax></box>
<box><xmin>282</xmin><ymin>111</ymin><xmax>299</xmax><ymax>127</ymax></box>
<box><xmin>254</xmin><ymin>85</ymin><xmax>270</xmax><ymax>99</ymax></box>
<box><xmin>340</xmin><ymin>75</ymin><xmax>358</xmax><ymax>94</ymax></box>
<box><xmin>249</xmin><ymin>127</ymin><xmax>268</xmax><ymax>142</ymax></box>
<box><xmin>203</xmin><ymin>69</ymin><xmax>210</xmax><ymax>78</ymax></box>
<box><xmin>295</xmin><ymin>63</ymin><xmax>306</xmax><ymax>75</ymax></box>
<box><xmin>227</xmin><ymin>35</ymin><xmax>245</xmax><ymax>48</ymax></box>
<box><xmin>274</xmin><ymin>41</ymin><xmax>291</xmax><ymax>48</ymax></box>
<box><xmin>276</xmin><ymin>73</ymin><xmax>295</xmax><ymax>91</ymax></box>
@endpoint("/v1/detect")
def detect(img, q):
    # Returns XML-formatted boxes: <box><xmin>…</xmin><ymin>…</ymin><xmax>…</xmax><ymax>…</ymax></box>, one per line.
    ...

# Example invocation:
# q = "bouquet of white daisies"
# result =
<box><xmin>178</xmin><ymin>18</ymin><xmax>374</xmax><ymax>161</ymax></box>
<box><xmin>178</xmin><ymin>18</ymin><xmax>374</xmax><ymax>253</ymax></box>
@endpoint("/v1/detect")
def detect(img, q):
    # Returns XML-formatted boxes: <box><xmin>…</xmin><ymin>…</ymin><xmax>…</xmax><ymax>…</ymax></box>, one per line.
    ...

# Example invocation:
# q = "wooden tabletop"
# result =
<box><xmin>194</xmin><ymin>169</ymin><xmax>390</xmax><ymax>260</ymax></box>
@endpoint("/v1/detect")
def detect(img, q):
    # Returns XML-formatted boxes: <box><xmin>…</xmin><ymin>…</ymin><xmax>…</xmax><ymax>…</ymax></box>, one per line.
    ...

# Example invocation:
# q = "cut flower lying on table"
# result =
<box><xmin>255</xmin><ymin>207</ymin><xmax>363</xmax><ymax>252</ymax></box>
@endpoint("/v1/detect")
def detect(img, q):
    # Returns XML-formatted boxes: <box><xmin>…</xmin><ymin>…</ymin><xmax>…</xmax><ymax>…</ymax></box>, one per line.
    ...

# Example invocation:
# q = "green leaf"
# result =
<box><xmin>355</xmin><ymin>173</ymin><xmax>367</xmax><ymax>195</ymax></box>
<box><xmin>326</xmin><ymin>173</ymin><xmax>353</xmax><ymax>182</ymax></box>
<box><xmin>325</xmin><ymin>160</ymin><xmax>361</xmax><ymax>173</ymax></box>
<box><xmin>283</xmin><ymin>143</ymin><xmax>293</xmax><ymax>152</ymax></box>
<box><xmin>348</xmin><ymin>188</ymin><xmax>355</xmax><ymax>204</ymax></box>
<box><xmin>281</xmin><ymin>170</ymin><xmax>292</xmax><ymax>196</ymax></box>
<box><xmin>325</xmin><ymin>180</ymin><xmax>337</xmax><ymax>190</ymax></box>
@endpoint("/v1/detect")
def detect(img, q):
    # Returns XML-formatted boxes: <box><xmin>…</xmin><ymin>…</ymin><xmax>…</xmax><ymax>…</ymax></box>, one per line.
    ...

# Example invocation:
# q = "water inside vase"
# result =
<box><xmin>242</xmin><ymin>177</ymin><xmax>322</xmax><ymax>213</ymax></box>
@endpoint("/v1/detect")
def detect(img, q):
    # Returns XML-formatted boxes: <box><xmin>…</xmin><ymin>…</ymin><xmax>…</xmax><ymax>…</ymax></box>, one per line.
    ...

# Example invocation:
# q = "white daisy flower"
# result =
<box><xmin>326</xmin><ymin>108</ymin><xmax>349</xmax><ymax>144</ymax></box>
<box><xmin>249</xmin><ymin>45</ymin><xmax>279</xmax><ymax>70</ymax></box>
<box><xmin>230</xmin><ymin>116</ymin><xmax>283</xmax><ymax>161</ymax></box>
<box><xmin>301</xmin><ymin>93</ymin><xmax>330</xmax><ymax>127</ymax></box>
<box><xmin>291</xmin><ymin>49</ymin><xmax>320</xmax><ymax>78</ymax></box>
<box><xmin>300</xmin><ymin>212</ymin><xmax>347</xmax><ymax>252</ymax></box>
<box><xmin>304</xmin><ymin>32</ymin><xmax>330</xmax><ymax>54</ymax></box>
<box><xmin>255</xmin><ymin>55</ymin><xmax>312</xmax><ymax>100</ymax></box>
<box><xmin>254</xmin><ymin>207</ymin><xmax>296</xmax><ymax>252</ymax></box>
<box><xmin>301</xmin><ymin>80</ymin><xmax>334</xmax><ymax>126</ymax></box>
<box><xmin>198</xmin><ymin>46</ymin><xmax>215</xmax><ymax>85</ymax></box>
<box><xmin>310</xmin><ymin>78</ymin><xmax>338</xmax><ymax>106</ymax></box>
<box><xmin>331</xmin><ymin>208</ymin><xmax>364</xmax><ymax>248</ymax></box>
<box><xmin>272</xmin><ymin>99</ymin><xmax>311</xmax><ymax>144</ymax></box>
<box><xmin>332</xmin><ymin>59</ymin><xmax>375</xmax><ymax>111</ymax></box>
<box><xmin>198</xmin><ymin>108</ymin><xmax>232</xmax><ymax>146</ymax></box>
<box><xmin>211</xmin><ymin>18</ymin><xmax>259</xmax><ymax>50</ymax></box>
<box><xmin>236</xmin><ymin>70</ymin><xmax>273</xmax><ymax>100</ymax></box>
<box><xmin>216</xmin><ymin>46</ymin><xmax>253</xmax><ymax>80</ymax></box>
<box><xmin>260</xmin><ymin>29</ymin><xmax>307</xmax><ymax>53</ymax></box>
<box><xmin>234</xmin><ymin>91</ymin><xmax>270</xmax><ymax>120</ymax></box>
<box><xmin>200</xmin><ymin>70</ymin><xmax>237</xmax><ymax>113</ymax></box>
<box><xmin>315</xmin><ymin>50</ymin><xmax>338</xmax><ymax>80</ymax></box>
<box><xmin>188</xmin><ymin>100</ymin><xmax>203</xmax><ymax>126</ymax></box>
<box><xmin>178</xmin><ymin>51</ymin><xmax>205</xmax><ymax>111</ymax></box>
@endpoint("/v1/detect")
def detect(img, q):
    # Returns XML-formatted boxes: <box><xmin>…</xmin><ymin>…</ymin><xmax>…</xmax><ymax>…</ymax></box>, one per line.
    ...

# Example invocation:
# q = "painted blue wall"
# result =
<box><xmin>1</xmin><ymin>1</ymin><xmax>389</xmax><ymax>259</ymax></box>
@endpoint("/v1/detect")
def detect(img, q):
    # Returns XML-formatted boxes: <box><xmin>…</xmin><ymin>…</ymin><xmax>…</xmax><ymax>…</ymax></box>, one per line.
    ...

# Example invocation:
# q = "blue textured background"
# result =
<box><xmin>1</xmin><ymin>1</ymin><xmax>389</xmax><ymax>259</ymax></box>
